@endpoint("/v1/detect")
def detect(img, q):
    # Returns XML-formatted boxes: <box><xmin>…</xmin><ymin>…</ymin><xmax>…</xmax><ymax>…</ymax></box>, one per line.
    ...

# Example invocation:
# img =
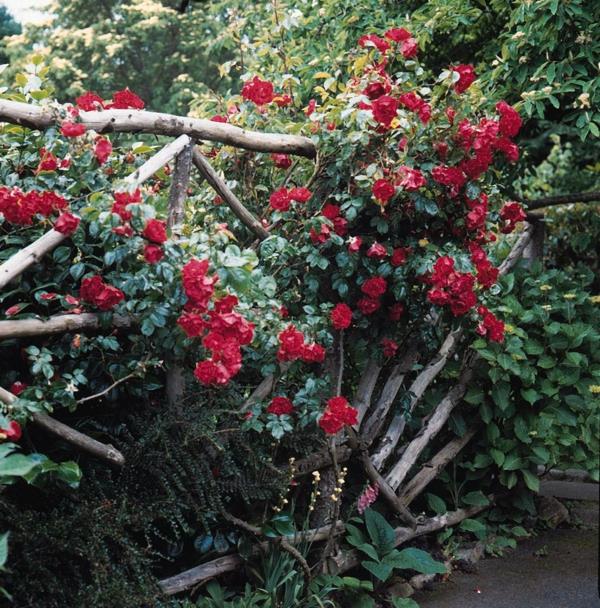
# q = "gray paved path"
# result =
<box><xmin>414</xmin><ymin>526</ymin><xmax>599</xmax><ymax>608</ymax></box>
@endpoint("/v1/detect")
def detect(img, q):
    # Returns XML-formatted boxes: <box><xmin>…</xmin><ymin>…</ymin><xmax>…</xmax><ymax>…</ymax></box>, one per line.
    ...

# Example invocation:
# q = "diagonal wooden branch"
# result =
<box><xmin>360</xmin><ymin>344</ymin><xmax>421</xmax><ymax>447</ymax></box>
<box><xmin>399</xmin><ymin>426</ymin><xmax>478</xmax><ymax>505</ymax></box>
<box><xmin>0</xmin><ymin>313</ymin><xmax>132</xmax><ymax>340</ymax></box>
<box><xmin>159</xmin><ymin>522</ymin><xmax>345</xmax><ymax>595</ymax></box>
<box><xmin>192</xmin><ymin>149</ymin><xmax>270</xmax><ymax>240</ymax></box>
<box><xmin>385</xmin><ymin>357</ymin><xmax>476</xmax><ymax>491</ymax></box>
<box><xmin>369</xmin><ymin>328</ymin><xmax>463</xmax><ymax>470</ymax></box>
<box><xmin>0</xmin><ymin>136</ymin><xmax>193</xmax><ymax>291</ymax></box>
<box><xmin>0</xmin><ymin>386</ymin><xmax>125</xmax><ymax>466</ymax></box>
<box><xmin>353</xmin><ymin>360</ymin><xmax>382</xmax><ymax>426</ymax></box>
<box><xmin>0</xmin><ymin>99</ymin><xmax>316</xmax><ymax>158</ymax></box>
<box><xmin>498</xmin><ymin>224</ymin><xmax>535</xmax><ymax>275</ymax></box>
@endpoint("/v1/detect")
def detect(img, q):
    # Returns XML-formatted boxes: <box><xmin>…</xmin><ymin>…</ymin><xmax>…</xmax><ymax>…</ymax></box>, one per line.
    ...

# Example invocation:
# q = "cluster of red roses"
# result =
<box><xmin>0</xmin><ymin>185</ymin><xmax>80</xmax><ymax>235</ymax></box>
<box><xmin>80</xmin><ymin>275</ymin><xmax>125</xmax><ymax>311</ymax></box>
<box><xmin>476</xmin><ymin>306</ymin><xmax>505</xmax><ymax>343</ymax></box>
<box><xmin>499</xmin><ymin>201</ymin><xmax>527</xmax><ymax>233</ymax></box>
<box><xmin>358</xmin><ymin>27</ymin><xmax>418</xmax><ymax>60</ymax></box>
<box><xmin>276</xmin><ymin>325</ymin><xmax>326</xmax><ymax>363</ymax></box>
<box><xmin>36</xmin><ymin>147</ymin><xmax>71</xmax><ymax>174</ymax></box>
<box><xmin>310</xmin><ymin>203</ymin><xmax>349</xmax><ymax>244</ymax></box>
<box><xmin>469</xmin><ymin>241</ymin><xmax>499</xmax><ymax>289</ymax></box>
<box><xmin>318</xmin><ymin>396</ymin><xmax>358</xmax><ymax>435</ymax></box>
<box><xmin>0</xmin><ymin>420</ymin><xmax>22</xmax><ymax>443</ymax></box>
<box><xmin>58</xmin><ymin>88</ymin><xmax>145</xmax><ymax>139</ymax></box>
<box><xmin>108</xmin><ymin>189</ymin><xmax>168</xmax><ymax>263</ymax></box>
<box><xmin>426</xmin><ymin>256</ymin><xmax>477</xmax><ymax>317</ymax></box>
<box><xmin>241</xmin><ymin>76</ymin><xmax>292</xmax><ymax>107</ymax></box>
<box><xmin>269</xmin><ymin>186</ymin><xmax>312</xmax><ymax>211</ymax></box>
<box><xmin>176</xmin><ymin>259</ymin><xmax>255</xmax><ymax>386</ymax></box>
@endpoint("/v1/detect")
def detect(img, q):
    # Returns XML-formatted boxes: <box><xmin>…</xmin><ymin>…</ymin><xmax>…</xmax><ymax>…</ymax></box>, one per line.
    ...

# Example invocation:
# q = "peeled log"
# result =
<box><xmin>0</xmin><ymin>313</ymin><xmax>132</xmax><ymax>340</ymax></box>
<box><xmin>0</xmin><ymin>99</ymin><xmax>316</xmax><ymax>158</ymax></box>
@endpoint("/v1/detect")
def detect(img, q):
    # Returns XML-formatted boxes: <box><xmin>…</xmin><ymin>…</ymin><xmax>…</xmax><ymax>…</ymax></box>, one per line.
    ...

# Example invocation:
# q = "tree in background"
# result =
<box><xmin>0</xmin><ymin>5</ymin><xmax>21</xmax><ymax>64</ymax></box>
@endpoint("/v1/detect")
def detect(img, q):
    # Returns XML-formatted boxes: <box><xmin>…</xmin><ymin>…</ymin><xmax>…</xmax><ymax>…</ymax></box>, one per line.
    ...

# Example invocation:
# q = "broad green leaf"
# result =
<box><xmin>391</xmin><ymin>548</ymin><xmax>447</xmax><ymax>575</ymax></box>
<box><xmin>462</xmin><ymin>491</ymin><xmax>490</xmax><ymax>507</ymax></box>
<box><xmin>364</xmin><ymin>508</ymin><xmax>395</xmax><ymax>553</ymax></box>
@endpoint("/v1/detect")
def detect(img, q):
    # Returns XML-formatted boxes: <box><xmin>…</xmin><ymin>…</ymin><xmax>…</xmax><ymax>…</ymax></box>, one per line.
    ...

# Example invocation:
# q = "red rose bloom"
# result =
<box><xmin>10</xmin><ymin>381</ymin><xmax>27</xmax><ymax>396</ymax></box>
<box><xmin>331</xmin><ymin>303</ymin><xmax>353</xmax><ymax>330</ymax></box>
<box><xmin>94</xmin><ymin>137</ymin><xmax>112</xmax><ymax>164</ymax></box>
<box><xmin>75</xmin><ymin>91</ymin><xmax>105</xmax><ymax>111</ymax></box>
<box><xmin>322</xmin><ymin>204</ymin><xmax>340</xmax><ymax>220</ymax></box>
<box><xmin>0</xmin><ymin>420</ymin><xmax>22</xmax><ymax>442</ymax></box>
<box><xmin>273</xmin><ymin>94</ymin><xmax>292</xmax><ymax>107</ymax></box>
<box><xmin>271</xmin><ymin>153</ymin><xmax>292</xmax><ymax>169</ymax></box>
<box><xmin>143</xmin><ymin>218</ymin><xmax>167</xmax><ymax>244</ymax></box>
<box><xmin>391</xmin><ymin>247</ymin><xmax>410</xmax><ymax>267</ymax></box>
<box><xmin>182</xmin><ymin>259</ymin><xmax>217</xmax><ymax>310</ymax></box>
<box><xmin>358</xmin><ymin>34</ymin><xmax>390</xmax><ymax>54</ymax></box>
<box><xmin>361</xmin><ymin>276</ymin><xmax>387</xmax><ymax>298</ymax></box>
<box><xmin>381</xmin><ymin>338</ymin><xmax>398</xmax><ymax>357</ymax></box>
<box><xmin>177</xmin><ymin>311</ymin><xmax>205</xmax><ymax>337</ymax></box>
<box><xmin>357</xmin><ymin>297</ymin><xmax>381</xmax><ymax>315</ymax></box>
<box><xmin>367</xmin><ymin>242</ymin><xmax>387</xmax><ymax>258</ymax></box>
<box><xmin>302</xmin><ymin>342</ymin><xmax>326</xmax><ymax>363</ymax></box>
<box><xmin>384</xmin><ymin>27</ymin><xmax>411</xmax><ymax>42</ymax></box>
<box><xmin>499</xmin><ymin>201</ymin><xmax>526</xmax><ymax>233</ymax></box>
<box><xmin>363</xmin><ymin>81</ymin><xmax>390</xmax><ymax>101</ymax></box>
<box><xmin>267</xmin><ymin>396</ymin><xmax>294</xmax><ymax>416</ymax></box>
<box><xmin>372</xmin><ymin>178</ymin><xmax>395</xmax><ymax>204</ymax></box>
<box><xmin>496</xmin><ymin>101</ymin><xmax>522</xmax><ymax>138</ymax></box>
<box><xmin>371</xmin><ymin>95</ymin><xmax>399</xmax><ymax>129</ymax></box>
<box><xmin>453</xmin><ymin>64</ymin><xmax>476</xmax><ymax>94</ymax></box>
<box><xmin>348</xmin><ymin>236</ymin><xmax>362</xmax><ymax>253</ymax></box>
<box><xmin>397</xmin><ymin>166</ymin><xmax>426</xmax><ymax>191</ymax></box>
<box><xmin>241</xmin><ymin>76</ymin><xmax>274</xmax><ymax>105</ymax></box>
<box><xmin>310</xmin><ymin>224</ymin><xmax>331</xmax><ymax>244</ymax></box>
<box><xmin>269</xmin><ymin>188</ymin><xmax>291</xmax><ymax>211</ymax></box>
<box><xmin>36</xmin><ymin>148</ymin><xmax>59</xmax><ymax>173</ymax></box>
<box><xmin>277</xmin><ymin>325</ymin><xmax>306</xmax><ymax>362</ymax></box>
<box><xmin>110</xmin><ymin>88</ymin><xmax>145</xmax><ymax>110</ymax></box>
<box><xmin>80</xmin><ymin>275</ymin><xmax>124</xmax><ymax>311</ymax></box>
<box><xmin>477</xmin><ymin>306</ymin><xmax>505</xmax><ymax>343</ymax></box>
<box><xmin>289</xmin><ymin>187</ymin><xmax>312</xmax><ymax>203</ymax></box>
<box><xmin>318</xmin><ymin>396</ymin><xmax>358</xmax><ymax>435</ymax></box>
<box><xmin>210</xmin><ymin>115</ymin><xmax>227</xmax><ymax>123</ymax></box>
<box><xmin>144</xmin><ymin>244</ymin><xmax>164</xmax><ymax>264</ymax></box>
<box><xmin>54</xmin><ymin>212</ymin><xmax>80</xmax><ymax>235</ymax></box>
<box><xmin>60</xmin><ymin>121</ymin><xmax>86</xmax><ymax>137</ymax></box>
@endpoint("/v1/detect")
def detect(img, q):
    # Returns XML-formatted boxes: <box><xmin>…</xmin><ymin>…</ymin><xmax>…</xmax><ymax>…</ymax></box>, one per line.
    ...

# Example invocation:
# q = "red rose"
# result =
<box><xmin>384</xmin><ymin>27</ymin><xmax>411</xmax><ymax>42</ymax></box>
<box><xmin>367</xmin><ymin>242</ymin><xmax>387</xmax><ymax>258</ymax></box>
<box><xmin>177</xmin><ymin>311</ymin><xmax>205</xmax><ymax>337</ymax></box>
<box><xmin>277</xmin><ymin>325</ymin><xmax>306</xmax><ymax>361</ymax></box>
<box><xmin>397</xmin><ymin>166</ymin><xmax>426</xmax><ymax>191</ymax></box>
<box><xmin>289</xmin><ymin>187</ymin><xmax>312</xmax><ymax>203</ymax></box>
<box><xmin>9</xmin><ymin>381</ymin><xmax>27</xmax><ymax>396</ymax></box>
<box><xmin>241</xmin><ymin>76</ymin><xmax>274</xmax><ymax>105</ymax></box>
<box><xmin>310</xmin><ymin>224</ymin><xmax>331</xmax><ymax>244</ymax></box>
<box><xmin>269</xmin><ymin>187</ymin><xmax>291</xmax><ymax>211</ymax></box>
<box><xmin>273</xmin><ymin>94</ymin><xmax>292</xmax><ymax>107</ymax></box>
<box><xmin>477</xmin><ymin>307</ymin><xmax>505</xmax><ymax>343</ymax></box>
<box><xmin>496</xmin><ymin>101</ymin><xmax>522</xmax><ymax>138</ymax></box>
<box><xmin>494</xmin><ymin>137</ymin><xmax>519</xmax><ymax>162</ymax></box>
<box><xmin>95</xmin><ymin>285</ymin><xmax>125</xmax><ymax>311</ymax></box>
<box><xmin>271</xmin><ymin>153</ymin><xmax>292</xmax><ymax>169</ymax></box>
<box><xmin>0</xmin><ymin>421</ymin><xmax>22</xmax><ymax>442</ymax></box>
<box><xmin>401</xmin><ymin>37</ymin><xmax>418</xmax><ymax>59</ymax></box>
<box><xmin>381</xmin><ymin>338</ymin><xmax>398</xmax><ymax>357</ymax></box>
<box><xmin>391</xmin><ymin>247</ymin><xmax>410</xmax><ymax>267</ymax></box>
<box><xmin>499</xmin><ymin>201</ymin><xmax>526</xmax><ymax>233</ymax></box>
<box><xmin>363</xmin><ymin>81</ymin><xmax>390</xmax><ymax>101</ymax></box>
<box><xmin>80</xmin><ymin>275</ymin><xmax>105</xmax><ymax>303</ymax></box>
<box><xmin>357</xmin><ymin>297</ymin><xmax>381</xmax><ymax>316</ymax></box>
<box><xmin>267</xmin><ymin>396</ymin><xmax>294</xmax><ymax>416</ymax></box>
<box><xmin>372</xmin><ymin>178</ymin><xmax>395</xmax><ymax>203</ymax></box>
<box><xmin>318</xmin><ymin>396</ymin><xmax>358</xmax><ymax>435</ymax></box>
<box><xmin>348</xmin><ymin>236</ymin><xmax>362</xmax><ymax>253</ymax></box>
<box><xmin>75</xmin><ymin>91</ymin><xmax>105</xmax><ymax>111</ymax></box>
<box><xmin>358</xmin><ymin>34</ymin><xmax>390</xmax><ymax>54</ymax></box>
<box><xmin>210</xmin><ymin>115</ymin><xmax>228</xmax><ymax>123</ymax></box>
<box><xmin>144</xmin><ymin>244</ymin><xmax>164</xmax><ymax>264</ymax></box>
<box><xmin>453</xmin><ymin>64</ymin><xmax>476</xmax><ymax>94</ymax></box>
<box><xmin>182</xmin><ymin>259</ymin><xmax>217</xmax><ymax>310</ymax></box>
<box><xmin>371</xmin><ymin>95</ymin><xmax>399</xmax><ymax>129</ymax></box>
<box><xmin>109</xmin><ymin>88</ymin><xmax>145</xmax><ymax>110</ymax></box>
<box><xmin>54</xmin><ymin>212</ymin><xmax>80</xmax><ymax>235</ymax></box>
<box><xmin>36</xmin><ymin>148</ymin><xmax>59</xmax><ymax>173</ymax></box>
<box><xmin>94</xmin><ymin>137</ymin><xmax>112</xmax><ymax>164</ymax></box>
<box><xmin>322</xmin><ymin>204</ymin><xmax>340</xmax><ymax>220</ymax></box>
<box><xmin>305</xmin><ymin>99</ymin><xmax>317</xmax><ymax>116</ymax></box>
<box><xmin>60</xmin><ymin>121</ymin><xmax>86</xmax><ymax>137</ymax></box>
<box><xmin>331</xmin><ymin>303</ymin><xmax>353</xmax><ymax>329</ymax></box>
<box><xmin>142</xmin><ymin>218</ymin><xmax>167</xmax><ymax>244</ymax></box>
<box><xmin>113</xmin><ymin>224</ymin><xmax>133</xmax><ymax>237</ymax></box>
<box><xmin>194</xmin><ymin>360</ymin><xmax>232</xmax><ymax>386</ymax></box>
<box><xmin>361</xmin><ymin>276</ymin><xmax>387</xmax><ymax>298</ymax></box>
<box><xmin>302</xmin><ymin>342</ymin><xmax>326</xmax><ymax>363</ymax></box>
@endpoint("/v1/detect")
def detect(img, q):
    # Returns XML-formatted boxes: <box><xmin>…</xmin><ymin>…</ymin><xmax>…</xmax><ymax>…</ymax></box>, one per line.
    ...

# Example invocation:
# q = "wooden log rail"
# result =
<box><xmin>0</xmin><ymin>99</ymin><xmax>316</xmax><ymax>158</ymax></box>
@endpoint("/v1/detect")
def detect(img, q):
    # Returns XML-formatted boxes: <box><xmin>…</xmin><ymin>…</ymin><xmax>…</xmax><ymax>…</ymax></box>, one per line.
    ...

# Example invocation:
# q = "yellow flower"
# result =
<box><xmin>540</xmin><ymin>284</ymin><xmax>552</xmax><ymax>292</ymax></box>
<box><xmin>542</xmin><ymin>304</ymin><xmax>552</xmax><ymax>311</ymax></box>
<box><xmin>590</xmin><ymin>295</ymin><xmax>600</xmax><ymax>304</ymax></box>
<box><xmin>418</xmin><ymin>238</ymin><xmax>429</xmax><ymax>247</ymax></box>
<box><xmin>589</xmin><ymin>385</ymin><xmax>600</xmax><ymax>394</ymax></box>
<box><xmin>504</xmin><ymin>324</ymin><xmax>515</xmax><ymax>334</ymax></box>
<box><xmin>563</xmin><ymin>293</ymin><xmax>576</xmax><ymax>300</ymax></box>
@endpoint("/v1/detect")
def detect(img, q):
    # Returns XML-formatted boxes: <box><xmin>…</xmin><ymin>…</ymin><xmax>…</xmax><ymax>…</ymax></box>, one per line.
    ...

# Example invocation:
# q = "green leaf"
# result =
<box><xmin>462</xmin><ymin>491</ymin><xmax>490</xmax><ymax>507</ymax></box>
<box><xmin>426</xmin><ymin>493</ymin><xmax>447</xmax><ymax>514</ymax></box>
<box><xmin>356</xmin><ymin>543</ymin><xmax>380</xmax><ymax>561</ymax></box>
<box><xmin>0</xmin><ymin>454</ymin><xmax>38</xmax><ymax>477</ymax></box>
<box><xmin>0</xmin><ymin>532</ymin><xmax>8</xmax><ymax>568</ymax></box>
<box><xmin>503</xmin><ymin>452</ymin><xmax>523</xmax><ymax>471</ymax></box>
<box><xmin>520</xmin><ymin>388</ymin><xmax>540</xmax><ymax>405</ymax></box>
<box><xmin>459</xmin><ymin>518</ymin><xmax>486</xmax><ymax>535</ymax></box>
<box><xmin>522</xmin><ymin>469</ymin><xmax>540</xmax><ymax>492</ymax></box>
<box><xmin>391</xmin><ymin>599</ymin><xmax>419</xmax><ymax>608</ymax></box>
<box><xmin>364</xmin><ymin>508</ymin><xmax>395</xmax><ymax>553</ymax></box>
<box><xmin>492</xmin><ymin>382</ymin><xmax>511</xmax><ymax>411</ymax></box>
<box><xmin>392</xmin><ymin>548</ymin><xmax>447</xmax><ymax>574</ymax></box>
<box><xmin>362</xmin><ymin>559</ymin><xmax>393</xmax><ymax>582</ymax></box>
<box><xmin>490</xmin><ymin>448</ymin><xmax>505</xmax><ymax>467</ymax></box>
<box><xmin>514</xmin><ymin>416</ymin><xmax>532</xmax><ymax>444</ymax></box>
